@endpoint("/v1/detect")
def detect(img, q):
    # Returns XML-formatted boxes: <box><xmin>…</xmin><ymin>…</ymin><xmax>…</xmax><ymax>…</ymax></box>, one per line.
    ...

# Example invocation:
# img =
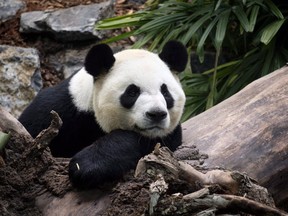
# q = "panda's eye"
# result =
<box><xmin>161</xmin><ymin>84</ymin><xmax>169</xmax><ymax>96</ymax></box>
<box><xmin>161</xmin><ymin>84</ymin><xmax>174</xmax><ymax>109</ymax></box>
<box><xmin>120</xmin><ymin>84</ymin><xmax>141</xmax><ymax>109</ymax></box>
<box><xmin>126</xmin><ymin>84</ymin><xmax>140</xmax><ymax>97</ymax></box>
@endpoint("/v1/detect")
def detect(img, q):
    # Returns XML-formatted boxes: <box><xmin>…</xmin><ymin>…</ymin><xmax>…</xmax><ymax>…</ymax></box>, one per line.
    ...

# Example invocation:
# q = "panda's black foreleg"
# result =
<box><xmin>68</xmin><ymin>125</ymin><xmax>183</xmax><ymax>189</ymax></box>
<box><xmin>68</xmin><ymin>129</ymin><xmax>154</xmax><ymax>189</ymax></box>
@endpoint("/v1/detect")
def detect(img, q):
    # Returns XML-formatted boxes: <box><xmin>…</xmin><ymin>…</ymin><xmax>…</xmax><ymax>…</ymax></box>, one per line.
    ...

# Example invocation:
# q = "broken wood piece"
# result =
<box><xmin>136</xmin><ymin>146</ymin><xmax>283</xmax><ymax>215</ymax></box>
<box><xmin>34</xmin><ymin>110</ymin><xmax>63</xmax><ymax>151</ymax></box>
<box><xmin>0</xmin><ymin>105</ymin><xmax>32</xmax><ymax>142</ymax></box>
<box><xmin>149</xmin><ymin>174</ymin><xmax>168</xmax><ymax>215</ymax></box>
<box><xmin>182</xmin><ymin>187</ymin><xmax>209</xmax><ymax>200</ymax></box>
<box><xmin>23</xmin><ymin>110</ymin><xmax>63</xmax><ymax>159</ymax></box>
<box><xmin>136</xmin><ymin>147</ymin><xmax>238</xmax><ymax>194</ymax></box>
<box><xmin>155</xmin><ymin>192</ymin><xmax>288</xmax><ymax>216</ymax></box>
<box><xmin>219</xmin><ymin>194</ymin><xmax>288</xmax><ymax>216</ymax></box>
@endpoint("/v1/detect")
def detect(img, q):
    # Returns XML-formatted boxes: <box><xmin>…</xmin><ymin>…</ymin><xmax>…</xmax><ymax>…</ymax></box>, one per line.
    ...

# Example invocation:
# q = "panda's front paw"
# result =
<box><xmin>68</xmin><ymin>156</ymin><xmax>93</xmax><ymax>189</ymax></box>
<box><xmin>68</xmin><ymin>130</ymin><xmax>156</xmax><ymax>189</ymax></box>
<box><xmin>68</xmin><ymin>144</ymin><xmax>108</xmax><ymax>189</ymax></box>
<box><xmin>68</xmin><ymin>135</ymin><xmax>130</xmax><ymax>189</ymax></box>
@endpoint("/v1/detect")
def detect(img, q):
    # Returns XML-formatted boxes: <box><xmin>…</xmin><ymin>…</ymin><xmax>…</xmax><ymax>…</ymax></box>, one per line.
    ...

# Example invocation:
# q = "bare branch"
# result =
<box><xmin>34</xmin><ymin>110</ymin><xmax>63</xmax><ymax>150</ymax></box>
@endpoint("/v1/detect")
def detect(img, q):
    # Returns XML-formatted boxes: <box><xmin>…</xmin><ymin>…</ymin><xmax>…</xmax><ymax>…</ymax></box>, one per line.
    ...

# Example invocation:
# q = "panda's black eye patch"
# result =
<box><xmin>161</xmin><ymin>84</ymin><xmax>174</xmax><ymax>109</ymax></box>
<box><xmin>126</xmin><ymin>84</ymin><xmax>140</xmax><ymax>97</ymax></box>
<box><xmin>120</xmin><ymin>84</ymin><xmax>141</xmax><ymax>109</ymax></box>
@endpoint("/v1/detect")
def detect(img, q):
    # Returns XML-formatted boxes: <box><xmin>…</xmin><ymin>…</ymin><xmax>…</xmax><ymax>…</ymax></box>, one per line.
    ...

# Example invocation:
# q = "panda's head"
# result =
<box><xmin>71</xmin><ymin>41</ymin><xmax>188</xmax><ymax>138</ymax></box>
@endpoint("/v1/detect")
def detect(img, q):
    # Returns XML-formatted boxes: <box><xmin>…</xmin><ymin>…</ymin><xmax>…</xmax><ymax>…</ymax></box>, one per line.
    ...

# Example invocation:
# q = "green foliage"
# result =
<box><xmin>96</xmin><ymin>0</ymin><xmax>288</xmax><ymax>121</ymax></box>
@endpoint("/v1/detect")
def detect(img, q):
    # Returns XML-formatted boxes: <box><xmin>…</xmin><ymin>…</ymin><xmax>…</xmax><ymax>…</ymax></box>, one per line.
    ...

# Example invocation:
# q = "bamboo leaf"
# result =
<box><xmin>215</xmin><ymin>9</ymin><xmax>231</xmax><ymax>51</ymax></box>
<box><xmin>249</xmin><ymin>5</ymin><xmax>260</xmax><ymax>32</ymax></box>
<box><xmin>218</xmin><ymin>73</ymin><xmax>238</xmax><ymax>98</ymax></box>
<box><xmin>181</xmin><ymin>100</ymin><xmax>206</xmax><ymax>122</ymax></box>
<box><xmin>182</xmin><ymin>13</ymin><xmax>212</xmax><ymax>44</ymax></box>
<box><xmin>196</xmin><ymin>17</ymin><xmax>219</xmax><ymax>61</ymax></box>
<box><xmin>100</xmin><ymin>30</ymin><xmax>136</xmax><ymax>44</ymax></box>
<box><xmin>214</xmin><ymin>0</ymin><xmax>222</xmax><ymax>11</ymax></box>
<box><xmin>261</xmin><ymin>40</ymin><xmax>275</xmax><ymax>76</ymax></box>
<box><xmin>202</xmin><ymin>60</ymin><xmax>240</xmax><ymax>75</ymax></box>
<box><xmin>132</xmin><ymin>32</ymin><xmax>156</xmax><ymax>48</ymax></box>
<box><xmin>160</xmin><ymin>25</ymin><xmax>188</xmax><ymax>48</ymax></box>
<box><xmin>260</xmin><ymin>19</ymin><xmax>285</xmax><ymax>45</ymax></box>
<box><xmin>136</xmin><ymin>13</ymin><xmax>186</xmax><ymax>33</ymax></box>
<box><xmin>232</xmin><ymin>5</ymin><xmax>250</xmax><ymax>32</ymax></box>
<box><xmin>265</xmin><ymin>0</ymin><xmax>284</xmax><ymax>19</ymax></box>
<box><xmin>96</xmin><ymin>15</ymin><xmax>143</xmax><ymax>29</ymax></box>
<box><xmin>148</xmin><ymin>27</ymin><xmax>170</xmax><ymax>50</ymax></box>
<box><xmin>206</xmin><ymin>90</ymin><xmax>216</xmax><ymax>109</ymax></box>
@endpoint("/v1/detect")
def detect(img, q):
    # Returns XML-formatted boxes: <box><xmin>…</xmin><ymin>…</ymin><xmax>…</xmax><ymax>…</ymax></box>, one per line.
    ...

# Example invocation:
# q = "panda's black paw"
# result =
<box><xmin>68</xmin><ymin>150</ymin><xmax>101</xmax><ymax>189</ymax></box>
<box><xmin>68</xmin><ymin>128</ymin><xmax>182</xmax><ymax>189</ymax></box>
<box><xmin>68</xmin><ymin>130</ymin><xmax>146</xmax><ymax>189</ymax></box>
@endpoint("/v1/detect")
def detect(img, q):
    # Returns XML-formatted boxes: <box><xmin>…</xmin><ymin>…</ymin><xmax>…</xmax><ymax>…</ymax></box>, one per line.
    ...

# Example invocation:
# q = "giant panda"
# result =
<box><xmin>18</xmin><ymin>41</ymin><xmax>188</xmax><ymax>189</ymax></box>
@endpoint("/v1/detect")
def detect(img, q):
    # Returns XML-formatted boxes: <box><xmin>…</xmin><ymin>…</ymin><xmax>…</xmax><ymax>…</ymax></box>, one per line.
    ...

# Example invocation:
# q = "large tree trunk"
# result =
<box><xmin>180</xmin><ymin>65</ymin><xmax>288</xmax><ymax>209</ymax></box>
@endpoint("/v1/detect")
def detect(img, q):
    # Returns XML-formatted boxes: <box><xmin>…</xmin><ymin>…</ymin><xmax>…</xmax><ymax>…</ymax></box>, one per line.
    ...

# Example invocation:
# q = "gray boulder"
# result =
<box><xmin>47</xmin><ymin>44</ymin><xmax>126</xmax><ymax>79</ymax></box>
<box><xmin>20</xmin><ymin>1</ymin><xmax>114</xmax><ymax>41</ymax></box>
<box><xmin>0</xmin><ymin>46</ymin><xmax>42</xmax><ymax>118</ymax></box>
<box><xmin>47</xmin><ymin>47</ymin><xmax>89</xmax><ymax>78</ymax></box>
<box><xmin>0</xmin><ymin>0</ymin><xmax>25</xmax><ymax>23</ymax></box>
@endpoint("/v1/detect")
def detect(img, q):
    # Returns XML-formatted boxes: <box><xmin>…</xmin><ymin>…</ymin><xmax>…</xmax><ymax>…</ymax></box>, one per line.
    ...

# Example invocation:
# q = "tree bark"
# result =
<box><xmin>179</xmin><ymin>65</ymin><xmax>288</xmax><ymax>209</ymax></box>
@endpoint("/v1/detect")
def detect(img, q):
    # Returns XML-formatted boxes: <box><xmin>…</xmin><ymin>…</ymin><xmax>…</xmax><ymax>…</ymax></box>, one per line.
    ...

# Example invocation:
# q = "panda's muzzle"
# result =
<box><xmin>145</xmin><ymin>110</ymin><xmax>167</xmax><ymax>122</ymax></box>
<box><xmin>135</xmin><ymin>125</ymin><xmax>163</xmax><ymax>132</ymax></box>
<box><xmin>134</xmin><ymin>110</ymin><xmax>168</xmax><ymax>134</ymax></box>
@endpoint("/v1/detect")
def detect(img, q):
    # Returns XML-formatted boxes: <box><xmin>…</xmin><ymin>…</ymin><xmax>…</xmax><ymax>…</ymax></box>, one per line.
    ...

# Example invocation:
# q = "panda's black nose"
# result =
<box><xmin>146</xmin><ymin>110</ymin><xmax>167</xmax><ymax>122</ymax></box>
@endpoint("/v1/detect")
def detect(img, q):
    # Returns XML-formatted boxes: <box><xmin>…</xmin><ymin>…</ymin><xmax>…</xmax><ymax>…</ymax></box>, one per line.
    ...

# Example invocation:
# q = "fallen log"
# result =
<box><xmin>180</xmin><ymin>65</ymin><xmax>288</xmax><ymax>210</ymax></box>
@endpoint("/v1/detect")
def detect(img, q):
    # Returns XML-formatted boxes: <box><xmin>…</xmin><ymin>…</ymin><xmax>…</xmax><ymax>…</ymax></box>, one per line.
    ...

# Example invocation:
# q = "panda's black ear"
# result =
<box><xmin>159</xmin><ymin>41</ymin><xmax>188</xmax><ymax>73</ymax></box>
<box><xmin>85</xmin><ymin>44</ymin><xmax>116</xmax><ymax>77</ymax></box>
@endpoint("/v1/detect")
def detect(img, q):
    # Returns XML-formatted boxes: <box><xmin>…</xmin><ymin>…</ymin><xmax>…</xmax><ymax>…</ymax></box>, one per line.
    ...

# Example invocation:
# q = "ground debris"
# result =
<box><xmin>0</xmin><ymin>107</ymin><xmax>71</xmax><ymax>215</ymax></box>
<box><xmin>103</xmin><ymin>146</ymin><xmax>287</xmax><ymax>216</ymax></box>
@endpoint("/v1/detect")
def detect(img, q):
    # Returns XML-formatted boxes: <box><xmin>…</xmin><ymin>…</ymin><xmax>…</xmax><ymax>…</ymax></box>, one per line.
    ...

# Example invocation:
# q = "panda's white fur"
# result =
<box><xmin>69</xmin><ymin>49</ymin><xmax>186</xmax><ymax>138</ymax></box>
<box><xmin>69</xmin><ymin>68</ymin><xmax>94</xmax><ymax>112</ymax></box>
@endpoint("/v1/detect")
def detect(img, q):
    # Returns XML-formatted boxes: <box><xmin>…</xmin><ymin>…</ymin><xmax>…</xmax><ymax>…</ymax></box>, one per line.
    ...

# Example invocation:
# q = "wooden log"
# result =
<box><xmin>180</xmin><ymin>66</ymin><xmax>288</xmax><ymax>209</ymax></box>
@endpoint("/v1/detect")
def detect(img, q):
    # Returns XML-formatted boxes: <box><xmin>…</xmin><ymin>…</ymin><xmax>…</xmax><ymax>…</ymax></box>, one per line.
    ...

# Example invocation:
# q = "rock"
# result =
<box><xmin>20</xmin><ymin>1</ymin><xmax>114</xmax><ymax>42</ymax></box>
<box><xmin>0</xmin><ymin>0</ymin><xmax>25</xmax><ymax>23</ymax></box>
<box><xmin>47</xmin><ymin>46</ymin><xmax>90</xmax><ymax>78</ymax></box>
<box><xmin>20</xmin><ymin>11</ymin><xmax>50</xmax><ymax>33</ymax></box>
<box><xmin>0</xmin><ymin>45</ymin><xmax>42</xmax><ymax>118</ymax></box>
<box><xmin>47</xmin><ymin>44</ymin><xmax>126</xmax><ymax>79</ymax></box>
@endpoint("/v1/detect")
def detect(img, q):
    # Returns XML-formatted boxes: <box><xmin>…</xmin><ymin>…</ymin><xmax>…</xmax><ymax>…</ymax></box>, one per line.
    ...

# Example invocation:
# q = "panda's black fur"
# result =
<box><xmin>19</xmin><ymin>41</ymin><xmax>188</xmax><ymax>189</ymax></box>
<box><xmin>70</xmin><ymin>127</ymin><xmax>182</xmax><ymax>188</ymax></box>
<box><xmin>19</xmin><ymin>77</ymin><xmax>105</xmax><ymax>157</ymax></box>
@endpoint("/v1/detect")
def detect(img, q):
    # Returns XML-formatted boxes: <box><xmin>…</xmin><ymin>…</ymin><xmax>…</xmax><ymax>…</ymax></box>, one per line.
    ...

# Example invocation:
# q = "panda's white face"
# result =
<box><xmin>92</xmin><ymin>49</ymin><xmax>185</xmax><ymax>138</ymax></box>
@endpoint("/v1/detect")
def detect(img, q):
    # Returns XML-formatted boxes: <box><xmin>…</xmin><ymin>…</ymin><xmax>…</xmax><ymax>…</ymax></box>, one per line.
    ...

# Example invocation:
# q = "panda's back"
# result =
<box><xmin>19</xmin><ymin>75</ymin><xmax>105</xmax><ymax>157</ymax></box>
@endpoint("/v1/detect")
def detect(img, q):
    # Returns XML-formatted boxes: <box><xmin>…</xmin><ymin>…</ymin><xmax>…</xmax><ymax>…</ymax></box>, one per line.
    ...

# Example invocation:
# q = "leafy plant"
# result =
<box><xmin>96</xmin><ymin>0</ymin><xmax>288</xmax><ymax>121</ymax></box>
